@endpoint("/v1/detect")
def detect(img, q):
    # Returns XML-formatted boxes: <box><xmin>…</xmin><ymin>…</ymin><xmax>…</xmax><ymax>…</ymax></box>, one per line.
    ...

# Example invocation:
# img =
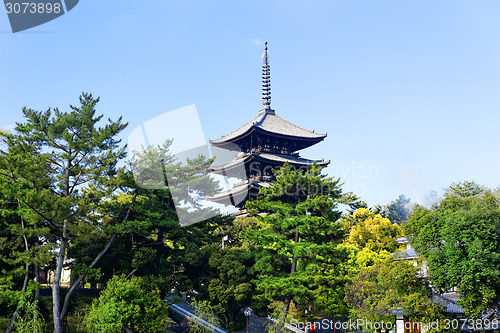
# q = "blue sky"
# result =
<box><xmin>1</xmin><ymin>0</ymin><xmax>500</xmax><ymax>207</ymax></box>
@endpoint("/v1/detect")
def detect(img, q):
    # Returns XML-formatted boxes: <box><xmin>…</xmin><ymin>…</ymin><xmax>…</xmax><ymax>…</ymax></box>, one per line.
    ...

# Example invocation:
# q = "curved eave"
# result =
<box><xmin>211</xmin><ymin>152</ymin><xmax>330</xmax><ymax>175</ymax></box>
<box><xmin>209</xmin><ymin>110</ymin><xmax>327</xmax><ymax>151</ymax></box>
<box><xmin>211</xmin><ymin>154</ymin><xmax>253</xmax><ymax>174</ymax></box>
<box><xmin>210</xmin><ymin>127</ymin><xmax>327</xmax><ymax>152</ymax></box>
<box><xmin>207</xmin><ymin>181</ymin><xmax>268</xmax><ymax>207</ymax></box>
<box><xmin>211</xmin><ymin>126</ymin><xmax>326</xmax><ymax>145</ymax></box>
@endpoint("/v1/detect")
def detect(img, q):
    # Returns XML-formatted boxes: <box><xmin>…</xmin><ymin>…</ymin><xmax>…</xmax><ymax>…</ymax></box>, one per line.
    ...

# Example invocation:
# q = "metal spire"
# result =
<box><xmin>262</xmin><ymin>42</ymin><xmax>271</xmax><ymax>109</ymax></box>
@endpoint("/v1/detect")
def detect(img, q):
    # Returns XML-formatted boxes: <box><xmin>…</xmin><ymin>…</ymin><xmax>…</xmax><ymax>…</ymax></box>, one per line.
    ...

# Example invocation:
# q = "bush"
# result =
<box><xmin>79</xmin><ymin>275</ymin><xmax>167</xmax><ymax>333</ymax></box>
<box><xmin>14</xmin><ymin>298</ymin><xmax>46</xmax><ymax>333</ymax></box>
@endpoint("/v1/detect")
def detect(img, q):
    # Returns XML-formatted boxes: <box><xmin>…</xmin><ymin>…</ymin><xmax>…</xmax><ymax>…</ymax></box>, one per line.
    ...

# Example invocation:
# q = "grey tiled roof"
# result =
<box><xmin>394</xmin><ymin>247</ymin><xmax>418</xmax><ymax>260</ymax></box>
<box><xmin>210</xmin><ymin>109</ymin><xmax>326</xmax><ymax>144</ymax></box>
<box><xmin>432</xmin><ymin>294</ymin><xmax>465</xmax><ymax>314</ymax></box>
<box><xmin>258</xmin><ymin>153</ymin><xmax>329</xmax><ymax>165</ymax></box>
<box><xmin>206</xmin><ymin>179</ymin><xmax>269</xmax><ymax>202</ymax></box>
<box><xmin>211</xmin><ymin>152</ymin><xmax>329</xmax><ymax>172</ymax></box>
<box><xmin>390</xmin><ymin>294</ymin><xmax>464</xmax><ymax>315</ymax></box>
<box><xmin>396</xmin><ymin>236</ymin><xmax>408</xmax><ymax>244</ymax></box>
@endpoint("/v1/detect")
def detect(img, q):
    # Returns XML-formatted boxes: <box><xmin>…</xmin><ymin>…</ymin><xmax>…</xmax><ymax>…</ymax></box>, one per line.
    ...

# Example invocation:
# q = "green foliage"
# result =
<box><xmin>444</xmin><ymin>181</ymin><xmax>487</xmax><ymax>198</ymax></box>
<box><xmin>345</xmin><ymin>208</ymin><xmax>403</xmax><ymax>253</ymax></box>
<box><xmin>345</xmin><ymin>259</ymin><xmax>443</xmax><ymax>324</ymax></box>
<box><xmin>70</xmin><ymin>141</ymin><xmax>226</xmax><ymax>290</ymax></box>
<box><xmin>245</xmin><ymin>163</ymin><xmax>359</xmax><ymax>323</ymax></box>
<box><xmin>79</xmin><ymin>275</ymin><xmax>167</xmax><ymax>333</ymax></box>
<box><xmin>405</xmin><ymin>191</ymin><xmax>500</xmax><ymax>317</ymax></box>
<box><xmin>0</xmin><ymin>93</ymin><xmax>129</xmax><ymax>331</ymax></box>
<box><xmin>198</xmin><ymin>243</ymin><xmax>254</xmax><ymax>332</ymax></box>
<box><xmin>386</xmin><ymin>194</ymin><xmax>411</xmax><ymax>225</ymax></box>
<box><xmin>189</xmin><ymin>300</ymin><xmax>222</xmax><ymax>333</ymax></box>
<box><xmin>13</xmin><ymin>298</ymin><xmax>45</xmax><ymax>333</ymax></box>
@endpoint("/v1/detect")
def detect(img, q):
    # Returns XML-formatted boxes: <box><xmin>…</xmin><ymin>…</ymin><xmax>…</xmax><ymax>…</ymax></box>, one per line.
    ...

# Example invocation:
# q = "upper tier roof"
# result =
<box><xmin>210</xmin><ymin>109</ymin><xmax>326</xmax><ymax>146</ymax></box>
<box><xmin>211</xmin><ymin>151</ymin><xmax>329</xmax><ymax>175</ymax></box>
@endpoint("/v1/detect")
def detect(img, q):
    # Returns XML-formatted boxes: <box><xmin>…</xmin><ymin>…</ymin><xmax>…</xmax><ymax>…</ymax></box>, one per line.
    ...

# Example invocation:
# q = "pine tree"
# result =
<box><xmin>0</xmin><ymin>93</ymin><xmax>128</xmax><ymax>333</ymax></box>
<box><xmin>244</xmin><ymin>163</ymin><xmax>359</xmax><ymax>331</ymax></box>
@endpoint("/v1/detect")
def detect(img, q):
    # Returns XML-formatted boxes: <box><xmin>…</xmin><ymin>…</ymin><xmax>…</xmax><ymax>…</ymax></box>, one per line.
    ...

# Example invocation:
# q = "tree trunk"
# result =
<box><xmin>276</xmin><ymin>226</ymin><xmax>300</xmax><ymax>332</ymax></box>
<box><xmin>52</xmin><ymin>229</ymin><xmax>67</xmax><ymax>333</ymax></box>
<box><xmin>60</xmin><ymin>193</ymin><xmax>137</xmax><ymax>321</ymax></box>
<box><xmin>34</xmin><ymin>264</ymin><xmax>40</xmax><ymax>331</ymax></box>
<box><xmin>60</xmin><ymin>233</ymin><xmax>117</xmax><ymax>320</ymax></box>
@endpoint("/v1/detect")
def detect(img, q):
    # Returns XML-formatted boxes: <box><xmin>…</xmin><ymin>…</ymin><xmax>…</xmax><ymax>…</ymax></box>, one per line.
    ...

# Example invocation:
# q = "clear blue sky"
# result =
<box><xmin>1</xmin><ymin>0</ymin><xmax>500</xmax><ymax>207</ymax></box>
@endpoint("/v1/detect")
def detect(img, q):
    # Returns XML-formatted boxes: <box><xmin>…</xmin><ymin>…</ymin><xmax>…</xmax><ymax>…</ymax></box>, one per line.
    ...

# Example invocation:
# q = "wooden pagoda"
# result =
<box><xmin>208</xmin><ymin>42</ymin><xmax>329</xmax><ymax>210</ymax></box>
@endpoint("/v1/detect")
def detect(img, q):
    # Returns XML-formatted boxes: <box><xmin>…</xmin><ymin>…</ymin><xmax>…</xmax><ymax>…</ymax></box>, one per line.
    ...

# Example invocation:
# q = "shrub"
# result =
<box><xmin>79</xmin><ymin>275</ymin><xmax>167</xmax><ymax>333</ymax></box>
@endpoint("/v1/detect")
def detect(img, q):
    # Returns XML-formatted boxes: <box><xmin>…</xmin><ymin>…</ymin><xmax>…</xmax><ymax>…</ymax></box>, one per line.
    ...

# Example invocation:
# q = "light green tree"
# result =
<box><xmin>345</xmin><ymin>208</ymin><xmax>403</xmax><ymax>253</ymax></box>
<box><xmin>80</xmin><ymin>275</ymin><xmax>167</xmax><ymax>333</ymax></box>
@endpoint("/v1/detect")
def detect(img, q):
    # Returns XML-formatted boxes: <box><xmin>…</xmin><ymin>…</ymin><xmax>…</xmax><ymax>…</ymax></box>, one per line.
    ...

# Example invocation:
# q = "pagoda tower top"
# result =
<box><xmin>207</xmin><ymin>42</ymin><xmax>329</xmax><ymax>210</ymax></box>
<box><xmin>209</xmin><ymin>42</ymin><xmax>327</xmax><ymax>153</ymax></box>
<box><xmin>262</xmin><ymin>41</ymin><xmax>271</xmax><ymax>110</ymax></box>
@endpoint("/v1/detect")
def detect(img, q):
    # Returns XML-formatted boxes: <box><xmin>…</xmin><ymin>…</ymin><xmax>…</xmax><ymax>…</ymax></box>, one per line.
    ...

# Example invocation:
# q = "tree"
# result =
<box><xmin>0</xmin><ymin>93</ymin><xmax>129</xmax><ymax>333</ymax></box>
<box><xmin>197</xmin><ymin>244</ymin><xmax>254</xmax><ymax>332</ymax></box>
<box><xmin>386</xmin><ymin>194</ymin><xmax>411</xmax><ymax>225</ymax></box>
<box><xmin>345</xmin><ymin>208</ymin><xmax>403</xmax><ymax>253</ymax></box>
<box><xmin>182</xmin><ymin>216</ymin><xmax>267</xmax><ymax>332</ymax></box>
<box><xmin>444</xmin><ymin>180</ymin><xmax>486</xmax><ymax>198</ymax></box>
<box><xmin>404</xmin><ymin>191</ymin><xmax>500</xmax><ymax>317</ymax></box>
<box><xmin>244</xmin><ymin>163</ymin><xmax>359</xmax><ymax>330</ymax></box>
<box><xmin>345</xmin><ymin>259</ymin><xmax>443</xmax><ymax>327</ymax></box>
<box><xmin>80</xmin><ymin>274</ymin><xmax>167</xmax><ymax>333</ymax></box>
<box><xmin>493</xmin><ymin>186</ymin><xmax>500</xmax><ymax>203</ymax></box>
<box><xmin>0</xmin><ymin>121</ymin><xmax>60</xmax><ymax>332</ymax></box>
<box><xmin>189</xmin><ymin>300</ymin><xmax>222</xmax><ymax>333</ymax></box>
<box><xmin>67</xmin><ymin>139</ymin><xmax>226</xmax><ymax>294</ymax></box>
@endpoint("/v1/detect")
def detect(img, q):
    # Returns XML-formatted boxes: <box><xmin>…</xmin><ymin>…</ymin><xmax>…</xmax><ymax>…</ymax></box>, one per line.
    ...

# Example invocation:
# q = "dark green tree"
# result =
<box><xmin>444</xmin><ymin>180</ymin><xmax>486</xmax><ymax>198</ymax></box>
<box><xmin>68</xmin><ymin>140</ymin><xmax>229</xmax><ymax>295</ymax></box>
<box><xmin>386</xmin><ymin>194</ymin><xmax>411</xmax><ymax>226</ymax></box>
<box><xmin>404</xmin><ymin>191</ymin><xmax>500</xmax><ymax>317</ymax></box>
<box><xmin>197</xmin><ymin>243</ymin><xmax>255</xmax><ymax>332</ymax></box>
<box><xmin>244</xmin><ymin>163</ymin><xmax>359</xmax><ymax>330</ymax></box>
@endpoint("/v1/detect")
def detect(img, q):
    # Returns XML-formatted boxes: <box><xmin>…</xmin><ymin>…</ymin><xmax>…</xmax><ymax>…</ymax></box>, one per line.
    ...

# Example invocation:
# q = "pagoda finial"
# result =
<box><xmin>261</xmin><ymin>41</ymin><xmax>271</xmax><ymax>109</ymax></box>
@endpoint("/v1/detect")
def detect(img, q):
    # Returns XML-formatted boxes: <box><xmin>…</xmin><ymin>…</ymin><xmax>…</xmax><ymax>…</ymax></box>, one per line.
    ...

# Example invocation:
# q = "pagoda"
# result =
<box><xmin>208</xmin><ymin>42</ymin><xmax>329</xmax><ymax>210</ymax></box>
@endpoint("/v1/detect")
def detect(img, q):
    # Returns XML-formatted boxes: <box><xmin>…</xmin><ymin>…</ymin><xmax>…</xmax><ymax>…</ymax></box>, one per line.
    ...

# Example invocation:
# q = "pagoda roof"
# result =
<box><xmin>210</xmin><ymin>109</ymin><xmax>326</xmax><ymax>147</ymax></box>
<box><xmin>211</xmin><ymin>151</ymin><xmax>329</xmax><ymax>174</ymax></box>
<box><xmin>206</xmin><ymin>179</ymin><xmax>269</xmax><ymax>207</ymax></box>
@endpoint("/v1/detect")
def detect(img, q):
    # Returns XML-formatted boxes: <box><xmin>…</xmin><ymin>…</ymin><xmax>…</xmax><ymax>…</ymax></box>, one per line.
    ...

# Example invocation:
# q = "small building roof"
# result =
<box><xmin>396</xmin><ymin>236</ymin><xmax>409</xmax><ymax>244</ymax></box>
<box><xmin>432</xmin><ymin>294</ymin><xmax>465</xmax><ymax>314</ymax></box>
<box><xmin>391</xmin><ymin>294</ymin><xmax>465</xmax><ymax>315</ymax></box>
